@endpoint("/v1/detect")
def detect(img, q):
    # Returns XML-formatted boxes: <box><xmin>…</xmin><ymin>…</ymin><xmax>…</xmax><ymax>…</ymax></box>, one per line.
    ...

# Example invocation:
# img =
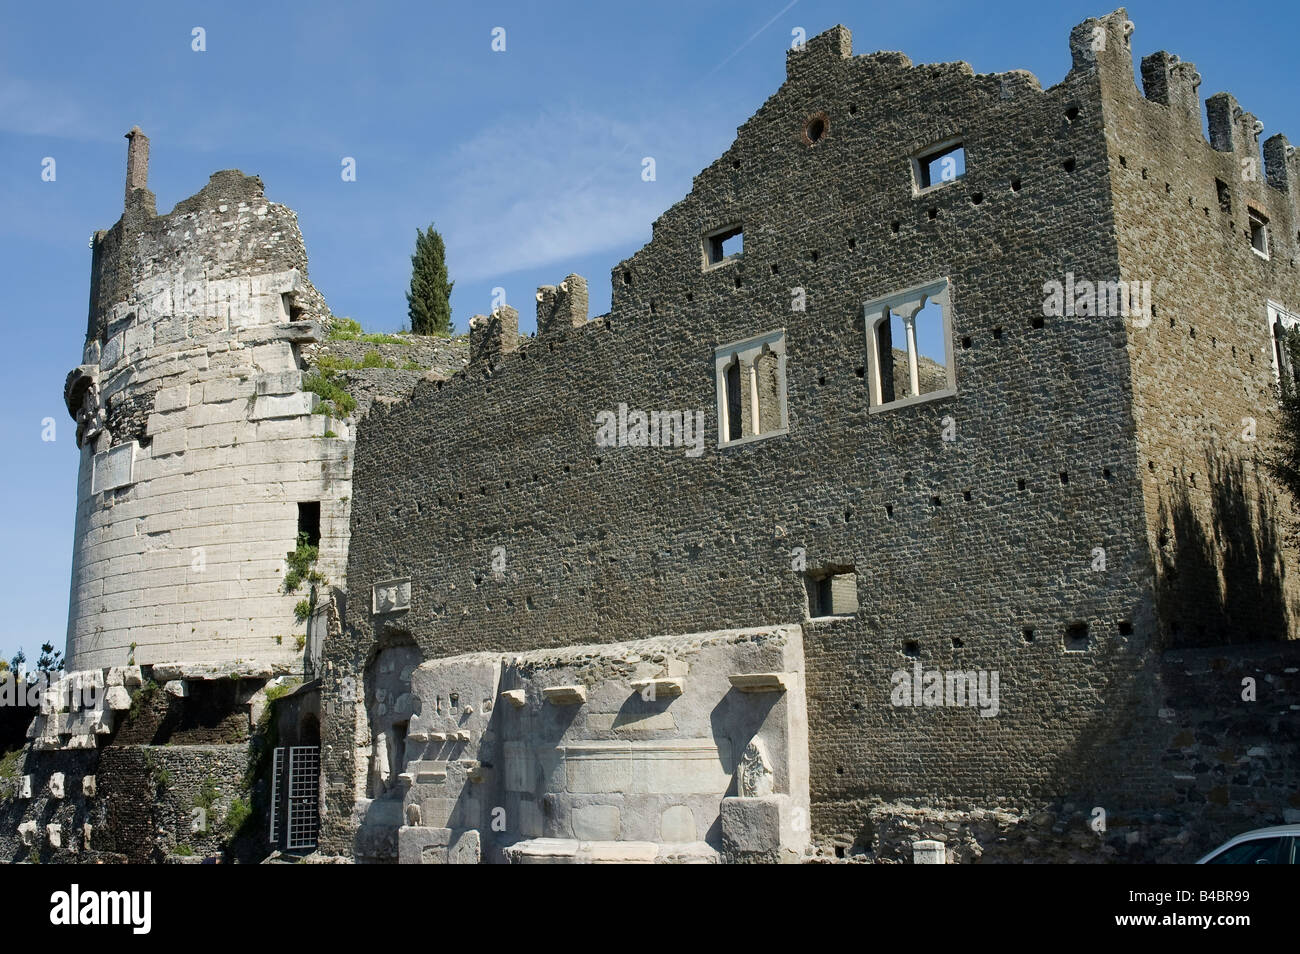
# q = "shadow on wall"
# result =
<box><xmin>1156</xmin><ymin>452</ymin><xmax>1292</xmax><ymax>647</ymax></box>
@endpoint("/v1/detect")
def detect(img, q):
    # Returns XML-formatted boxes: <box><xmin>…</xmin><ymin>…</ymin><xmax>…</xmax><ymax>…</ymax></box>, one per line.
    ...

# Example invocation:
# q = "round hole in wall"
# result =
<box><xmin>802</xmin><ymin>112</ymin><xmax>829</xmax><ymax>146</ymax></box>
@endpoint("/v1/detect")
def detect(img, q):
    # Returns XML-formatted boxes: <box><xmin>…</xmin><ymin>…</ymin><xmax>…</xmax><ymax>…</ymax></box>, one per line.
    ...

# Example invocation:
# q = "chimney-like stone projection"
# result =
<box><xmin>124</xmin><ymin>126</ymin><xmax>149</xmax><ymax>207</ymax></box>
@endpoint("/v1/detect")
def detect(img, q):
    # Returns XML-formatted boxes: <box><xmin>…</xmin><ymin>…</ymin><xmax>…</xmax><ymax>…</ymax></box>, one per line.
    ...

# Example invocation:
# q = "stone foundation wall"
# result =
<box><xmin>814</xmin><ymin>641</ymin><xmax>1300</xmax><ymax>862</ymax></box>
<box><xmin>0</xmin><ymin>666</ymin><xmax>271</xmax><ymax>864</ymax></box>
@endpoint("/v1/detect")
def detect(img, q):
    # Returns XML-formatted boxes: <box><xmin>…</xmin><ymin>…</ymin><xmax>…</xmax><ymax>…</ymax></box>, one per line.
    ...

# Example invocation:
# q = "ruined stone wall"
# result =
<box><xmin>324</xmin><ymin>20</ymin><xmax>1164</xmax><ymax>855</ymax></box>
<box><xmin>1097</xmin><ymin>13</ymin><xmax>1300</xmax><ymax>646</ymax></box>
<box><xmin>66</xmin><ymin>167</ymin><xmax>353</xmax><ymax>671</ymax></box>
<box><xmin>0</xmin><ymin>669</ymin><xmax>259</xmax><ymax>864</ymax></box>
<box><xmin>850</xmin><ymin>641</ymin><xmax>1300</xmax><ymax>862</ymax></box>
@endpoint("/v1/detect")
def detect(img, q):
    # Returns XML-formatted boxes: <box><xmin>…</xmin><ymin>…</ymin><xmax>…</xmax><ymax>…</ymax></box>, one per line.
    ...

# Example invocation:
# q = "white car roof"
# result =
<box><xmin>1196</xmin><ymin>825</ymin><xmax>1300</xmax><ymax>863</ymax></box>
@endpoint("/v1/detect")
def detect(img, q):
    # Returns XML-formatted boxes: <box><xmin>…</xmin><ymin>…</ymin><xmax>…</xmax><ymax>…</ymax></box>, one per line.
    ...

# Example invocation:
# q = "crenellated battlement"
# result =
<box><xmin>536</xmin><ymin>274</ymin><xmax>589</xmax><ymax>339</ymax></box>
<box><xmin>467</xmin><ymin>306</ymin><xmax>520</xmax><ymax>365</ymax></box>
<box><xmin>1139</xmin><ymin>52</ymin><xmax>1202</xmax><ymax>130</ymax></box>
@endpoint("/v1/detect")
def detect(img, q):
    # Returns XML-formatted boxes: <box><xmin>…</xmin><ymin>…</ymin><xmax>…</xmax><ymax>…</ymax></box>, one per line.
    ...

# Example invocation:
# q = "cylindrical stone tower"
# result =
<box><xmin>62</xmin><ymin>129</ymin><xmax>352</xmax><ymax>671</ymax></box>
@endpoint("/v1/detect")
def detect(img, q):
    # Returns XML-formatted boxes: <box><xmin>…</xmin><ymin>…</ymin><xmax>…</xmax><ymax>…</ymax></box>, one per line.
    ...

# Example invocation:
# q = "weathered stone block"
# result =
<box><xmin>251</xmin><ymin>392</ymin><xmax>317</xmax><ymax>420</ymax></box>
<box><xmin>105</xmin><ymin>685</ymin><xmax>132</xmax><ymax>710</ymax></box>
<box><xmin>542</xmin><ymin>685</ymin><xmax>586</xmax><ymax>705</ymax></box>
<box><xmin>720</xmin><ymin>795</ymin><xmax>801</xmax><ymax>863</ymax></box>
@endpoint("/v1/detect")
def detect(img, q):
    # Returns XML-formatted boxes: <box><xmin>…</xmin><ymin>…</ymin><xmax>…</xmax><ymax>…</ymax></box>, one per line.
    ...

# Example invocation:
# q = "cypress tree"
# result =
<box><xmin>406</xmin><ymin>225</ymin><xmax>453</xmax><ymax>335</ymax></box>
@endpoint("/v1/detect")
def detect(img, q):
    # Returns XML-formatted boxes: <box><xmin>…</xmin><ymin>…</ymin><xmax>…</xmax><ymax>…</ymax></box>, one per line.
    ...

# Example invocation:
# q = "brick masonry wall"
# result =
<box><xmin>320</xmin><ymin>19</ymin><xmax>1182</xmax><ymax>856</ymax></box>
<box><xmin>1097</xmin><ymin>14</ymin><xmax>1300</xmax><ymax>646</ymax></box>
<box><xmin>837</xmin><ymin>642</ymin><xmax>1300</xmax><ymax>862</ymax></box>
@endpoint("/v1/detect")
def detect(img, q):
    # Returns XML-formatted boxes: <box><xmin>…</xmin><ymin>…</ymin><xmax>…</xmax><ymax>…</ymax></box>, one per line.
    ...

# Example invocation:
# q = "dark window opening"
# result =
<box><xmin>1064</xmin><ymin>622</ymin><xmax>1089</xmax><ymax>652</ymax></box>
<box><xmin>1215</xmin><ymin>179</ymin><xmax>1232</xmax><ymax>214</ymax></box>
<box><xmin>300</xmin><ymin>713</ymin><xmax>320</xmax><ymax>746</ymax></box>
<box><xmin>298</xmin><ymin>501</ymin><xmax>321</xmax><ymax>548</ymax></box>
<box><xmin>724</xmin><ymin>356</ymin><xmax>743</xmax><ymax>442</ymax></box>
<box><xmin>706</xmin><ymin>225</ymin><xmax>743</xmax><ymax>267</ymax></box>
<box><xmin>915</xmin><ymin>141</ymin><xmax>965</xmax><ymax>189</ymax></box>
<box><xmin>282</xmin><ymin>293</ymin><xmax>303</xmax><ymax>322</ymax></box>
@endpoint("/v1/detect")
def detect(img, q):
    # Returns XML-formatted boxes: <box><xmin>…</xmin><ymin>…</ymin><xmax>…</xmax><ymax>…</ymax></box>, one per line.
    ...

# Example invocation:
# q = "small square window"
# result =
<box><xmin>715</xmin><ymin>329</ymin><xmax>788</xmax><ymax>446</ymax></box>
<box><xmin>703</xmin><ymin>225</ymin><xmax>743</xmax><ymax>269</ymax></box>
<box><xmin>1249</xmin><ymin>209</ymin><xmax>1270</xmax><ymax>258</ymax></box>
<box><xmin>806</xmin><ymin>568</ymin><xmax>858</xmax><ymax>618</ymax></box>
<box><xmin>913</xmin><ymin>139</ymin><xmax>965</xmax><ymax>192</ymax></box>
<box><xmin>1064</xmin><ymin>622</ymin><xmax>1089</xmax><ymax>653</ymax></box>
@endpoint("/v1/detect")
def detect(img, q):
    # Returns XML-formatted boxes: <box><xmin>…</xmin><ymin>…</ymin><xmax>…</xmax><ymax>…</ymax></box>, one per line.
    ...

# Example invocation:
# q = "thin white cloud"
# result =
<box><xmin>0</xmin><ymin>76</ymin><xmax>102</xmax><ymax>141</ymax></box>
<box><xmin>433</xmin><ymin>105</ymin><xmax>730</xmax><ymax>282</ymax></box>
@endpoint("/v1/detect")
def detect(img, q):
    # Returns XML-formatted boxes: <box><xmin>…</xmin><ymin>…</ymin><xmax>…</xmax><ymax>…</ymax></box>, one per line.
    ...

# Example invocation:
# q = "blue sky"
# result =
<box><xmin>2</xmin><ymin>0</ymin><xmax>1297</xmax><ymax>664</ymax></box>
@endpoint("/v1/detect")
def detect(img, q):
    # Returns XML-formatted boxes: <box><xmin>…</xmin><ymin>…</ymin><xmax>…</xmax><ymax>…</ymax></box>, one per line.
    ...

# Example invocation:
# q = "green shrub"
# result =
<box><xmin>224</xmin><ymin>798</ymin><xmax>252</xmax><ymax>836</ymax></box>
<box><xmin>302</xmin><ymin>372</ymin><xmax>357</xmax><ymax>419</ymax></box>
<box><xmin>327</xmin><ymin>318</ymin><xmax>364</xmax><ymax>340</ymax></box>
<box><xmin>293</xmin><ymin>599</ymin><xmax>311</xmax><ymax>623</ymax></box>
<box><xmin>264</xmin><ymin>677</ymin><xmax>302</xmax><ymax>705</ymax></box>
<box><xmin>0</xmin><ymin>748</ymin><xmax>23</xmax><ymax>780</ymax></box>
<box><xmin>195</xmin><ymin>776</ymin><xmax>220</xmax><ymax>812</ymax></box>
<box><xmin>283</xmin><ymin>532</ymin><xmax>320</xmax><ymax>594</ymax></box>
<box><xmin>326</xmin><ymin>317</ymin><xmax>412</xmax><ymax>346</ymax></box>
